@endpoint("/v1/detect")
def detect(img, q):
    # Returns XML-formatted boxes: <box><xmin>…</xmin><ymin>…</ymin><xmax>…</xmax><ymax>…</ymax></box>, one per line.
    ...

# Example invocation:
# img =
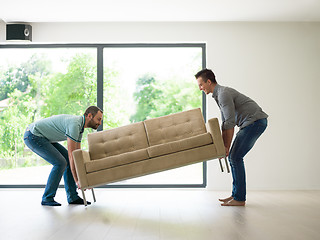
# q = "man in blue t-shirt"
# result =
<box><xmin>195</xmin><ymin>69</ymin><xmax>268</xmax><ymax>206</ymax></box>
<box><xmin>24</xmin><ymin>106</ymin><xmax>103</xmax><ymax>206</ymax></box>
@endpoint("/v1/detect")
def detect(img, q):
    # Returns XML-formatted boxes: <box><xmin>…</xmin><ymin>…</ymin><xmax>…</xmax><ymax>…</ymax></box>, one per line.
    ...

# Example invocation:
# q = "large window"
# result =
<box><xmin>0</xmin><ymin>44</ymin><xmax>206</xmax><ymax>188</ymax></box>
<box><xmin>0</xmin><ymin>47</ymin><xmax>97</xmax><ymax>186</ymax></box>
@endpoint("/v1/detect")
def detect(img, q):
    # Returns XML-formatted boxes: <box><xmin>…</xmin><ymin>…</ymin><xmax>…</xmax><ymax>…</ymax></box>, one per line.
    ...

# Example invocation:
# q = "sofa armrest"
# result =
<box><xmin>206</xmin><ymin>118</ymin><xmax>225</xmax><ymax>157</ymax></box>
<box><xmin>73</xmin><ymin>149</ymin><xmax>90</xmax><ymax>189</ymax></box>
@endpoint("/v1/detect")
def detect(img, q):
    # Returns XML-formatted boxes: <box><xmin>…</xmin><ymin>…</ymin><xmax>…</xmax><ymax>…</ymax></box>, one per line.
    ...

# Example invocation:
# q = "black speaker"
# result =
<box><xmin>6</xmin><ymin>24</ymin><xmax>32</xmax><ymax>41</ymax></box>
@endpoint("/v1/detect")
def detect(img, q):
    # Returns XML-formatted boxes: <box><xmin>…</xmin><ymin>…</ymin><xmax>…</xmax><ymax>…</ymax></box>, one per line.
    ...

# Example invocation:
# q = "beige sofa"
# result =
<box><xmin>73</xmin><ymin>108</ymin><xmax>227</xmax><ymax>206</ymax></box>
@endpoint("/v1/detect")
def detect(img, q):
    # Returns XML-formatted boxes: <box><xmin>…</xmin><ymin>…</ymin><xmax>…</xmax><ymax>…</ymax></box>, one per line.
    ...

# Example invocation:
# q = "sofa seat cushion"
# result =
<box><xmin>147</xmin><ymin>132</ymin><xmax>213</xmax><ymax>158</ymax></box>
<box><xmin>85</xmin><ymin>149</ymin><xmax>149</xmax><ymax>173</ymax></box>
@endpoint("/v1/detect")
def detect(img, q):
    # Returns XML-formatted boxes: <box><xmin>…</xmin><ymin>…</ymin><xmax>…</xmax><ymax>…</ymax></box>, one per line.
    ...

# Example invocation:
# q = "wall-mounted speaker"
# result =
<box><xmin>6</xmin><ymin>24</ymin><xmax>32</xmax><ymax>41</ymax></box>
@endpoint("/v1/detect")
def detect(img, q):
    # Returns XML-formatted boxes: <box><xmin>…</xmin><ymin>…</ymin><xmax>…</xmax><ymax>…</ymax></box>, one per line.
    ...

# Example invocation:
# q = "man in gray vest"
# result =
<box><xmin>195</xmin><ymin>69</ymin><xmax>268</xmax><ymax>206</ymax></box>
<box><xmin>24</xmin><ymin>106</ymin><xmax>103</xmax><ymax>206</ymax></box>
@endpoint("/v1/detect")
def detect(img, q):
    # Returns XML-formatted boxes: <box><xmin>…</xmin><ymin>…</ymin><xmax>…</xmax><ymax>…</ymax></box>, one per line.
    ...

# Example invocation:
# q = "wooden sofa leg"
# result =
<box><xmin>81</xmin><ymin>189</ymin><xmax>88</xmax><ymax>206</ymax></box>
<box><xmin>219</xmin><ymin>158</ymin><xmax>224</xmax><ymax>172</ymax></box>
<box><xmin>224</xmin><ymin>157</ymin><xmax>230</xmax><ymax>173</ymax></box>
<box><xmin>91</xmin><ymin>188</ymin><xmax>96</xmax><ymax>202</ymax></box>
<box><xmin>219</xmin><ymin>157</ymin><xmax>230</xmax><ymax>173</ymax></box>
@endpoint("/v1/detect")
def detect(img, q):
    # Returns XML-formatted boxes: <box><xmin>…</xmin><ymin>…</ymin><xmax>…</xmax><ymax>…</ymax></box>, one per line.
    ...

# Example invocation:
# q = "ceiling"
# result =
<box><xmin>1</xmin><ymin>0</ymin><xmax>320</xmax><ymax>22</ymax></box>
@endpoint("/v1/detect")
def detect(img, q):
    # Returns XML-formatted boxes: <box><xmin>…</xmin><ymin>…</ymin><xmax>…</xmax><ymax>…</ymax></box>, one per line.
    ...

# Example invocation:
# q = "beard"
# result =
<box><xmin>87</xmin><ymin>119</ymin><xmax>99</xmax><ymax>130</ymax></box>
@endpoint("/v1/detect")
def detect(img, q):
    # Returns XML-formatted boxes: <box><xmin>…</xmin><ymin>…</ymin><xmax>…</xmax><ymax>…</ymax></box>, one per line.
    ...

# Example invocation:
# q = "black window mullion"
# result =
<box><xmin>97</xmin><ymin>46</ymin><xmax>104</xmax><ymax>131</ymax></box>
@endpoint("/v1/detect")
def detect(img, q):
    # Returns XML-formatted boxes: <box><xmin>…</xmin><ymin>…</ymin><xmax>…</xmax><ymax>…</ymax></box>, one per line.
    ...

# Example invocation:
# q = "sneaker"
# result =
<box><xmin>41</xmin><ymin>200</ymin><xmax>61</xmax><ymax>206</ymax></box>
<box><xmin>69</xmin><ymin>198</ymin><xmax>91</xmax><ymax>205</ymax></box>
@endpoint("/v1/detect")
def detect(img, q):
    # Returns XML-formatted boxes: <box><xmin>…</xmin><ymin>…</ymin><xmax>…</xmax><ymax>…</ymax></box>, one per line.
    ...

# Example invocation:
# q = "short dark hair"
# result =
<box><xmin>84</xmin><ymin>106</ymin><xmax>103</xmax><ymax>117</ymax></box>
<box><xmin>195</xmin><ymin>68</ymin><xmax>217</xmax><ymax>84</ymax></box>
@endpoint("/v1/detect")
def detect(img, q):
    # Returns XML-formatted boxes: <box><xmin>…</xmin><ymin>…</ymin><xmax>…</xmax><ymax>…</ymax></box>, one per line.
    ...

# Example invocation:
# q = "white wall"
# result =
<box><xmin>0</xmin><ymin>19</ymin><xmax>6</xmax><ymax>41</ymax></box>
<box><xmin>2</xmin><ymin>22</ymin><xmax>320</xmax><ymax>190</ymax></box>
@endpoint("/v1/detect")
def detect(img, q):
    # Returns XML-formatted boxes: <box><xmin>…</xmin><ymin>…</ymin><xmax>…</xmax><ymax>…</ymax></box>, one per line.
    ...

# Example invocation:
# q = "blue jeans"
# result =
<box><xmin>23</xmin><ymin>130</ymin><xmax>80</xmax><ymax>203</ymax></box>
<box><xmin>228</xmin><ymin>118</ymin><xmax>268</xmax><ymax>201</ymax></box>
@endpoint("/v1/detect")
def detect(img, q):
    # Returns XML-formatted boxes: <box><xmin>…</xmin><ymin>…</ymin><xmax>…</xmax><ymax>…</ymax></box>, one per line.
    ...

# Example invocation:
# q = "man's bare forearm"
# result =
<box><xmin>67</xmin><ymin>138</ymin><xmax>81</xmax><ymax>185</ymax></box>
<box><xmin>222</xmin><ymin>128</ymin><xmax>234</xmax><ymax>157</ymax></box>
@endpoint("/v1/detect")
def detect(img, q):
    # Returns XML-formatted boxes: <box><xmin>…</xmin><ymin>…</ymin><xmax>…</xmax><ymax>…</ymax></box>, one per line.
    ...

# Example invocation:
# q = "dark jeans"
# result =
<box><xmin>228</xmin><ymin>118</ymin><xmax>268</xmax><ymax>201</ymax></box>
<box><xmin>23</xmin><ymin>130</ymin><xmax>80</xmax><ymax>203</ymax></box>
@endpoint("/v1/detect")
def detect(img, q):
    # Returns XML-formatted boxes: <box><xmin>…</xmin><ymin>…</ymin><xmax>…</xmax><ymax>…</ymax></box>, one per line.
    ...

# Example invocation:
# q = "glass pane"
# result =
<box><xmin>0</xmin><ymin>48</ymin><xmax>97</xmax><ymax>185</ymax></box>
<box><xmin>103</xmin><ymin>47</ymin><xmax>203</xmax><ymax>185</ymax></box>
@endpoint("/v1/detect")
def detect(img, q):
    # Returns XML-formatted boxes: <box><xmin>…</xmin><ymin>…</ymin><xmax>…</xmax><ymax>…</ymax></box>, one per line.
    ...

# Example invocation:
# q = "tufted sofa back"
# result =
<box><xmin>144</xmin><ymin>108</ymin><xmax>206</xmax><ymax>146</ymax></box>
<box><xmin>88</xmin><ymin>122</ymin><xmax>149</xmax><ymax>160</ymax></box>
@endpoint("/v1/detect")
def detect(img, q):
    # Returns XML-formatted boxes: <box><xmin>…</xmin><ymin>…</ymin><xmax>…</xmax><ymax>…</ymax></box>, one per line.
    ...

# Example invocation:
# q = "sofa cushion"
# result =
<box><xmin>87</xmin><ymin>122</ymin><xmax>149</xmax><ymax>160</ymax></box>
<box><xmin>144</xmin><ymin>108</ymin><xmax>207</xmax><ymax>146</ymax></box>
<box><xmin>147</xmin><ymin>132</ymin><xmax>213</xmax><ymax>158</ymax></box>
<box><xmin>85</xmin><ymin>149</ymin><xmax>149</xmax><ymax>173</ymax></box>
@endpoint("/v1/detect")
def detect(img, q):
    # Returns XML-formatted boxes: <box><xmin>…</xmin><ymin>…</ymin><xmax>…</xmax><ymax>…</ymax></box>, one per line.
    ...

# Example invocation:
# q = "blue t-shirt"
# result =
<box><xmin>29</xmin><ymin>115</ymin><xmax>85</xmax><ymax>143</ymax></box>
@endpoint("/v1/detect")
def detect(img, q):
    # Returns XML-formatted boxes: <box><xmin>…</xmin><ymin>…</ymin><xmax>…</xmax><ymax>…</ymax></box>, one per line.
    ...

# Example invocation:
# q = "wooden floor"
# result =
<box><xmin>1</xmin><ymin>189</ymin><xmax>320</xmax><ymax>240</ymax></box>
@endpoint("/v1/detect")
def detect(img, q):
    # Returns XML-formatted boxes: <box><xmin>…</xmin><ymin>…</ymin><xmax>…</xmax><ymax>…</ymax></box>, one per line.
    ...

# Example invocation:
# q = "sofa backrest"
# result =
<box><xmin>143</xmin><ymin>108</ymin><xmax>206</xmax><ymax>146</ymax></box>
<box><xmin>87</xmin><ymin>122</ymin><xmax>149</xmax><ymax>160</ymax></box>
